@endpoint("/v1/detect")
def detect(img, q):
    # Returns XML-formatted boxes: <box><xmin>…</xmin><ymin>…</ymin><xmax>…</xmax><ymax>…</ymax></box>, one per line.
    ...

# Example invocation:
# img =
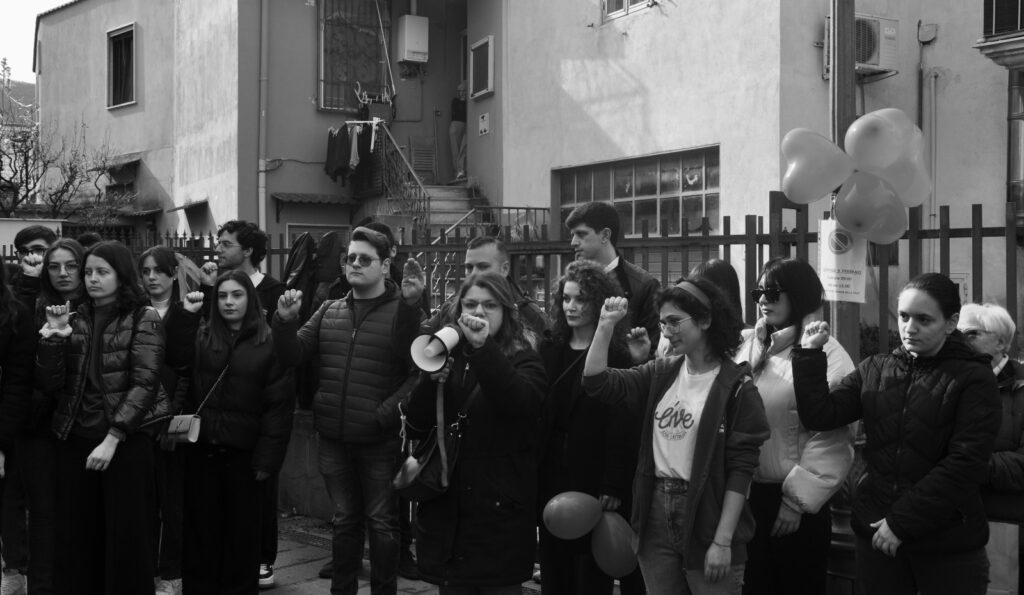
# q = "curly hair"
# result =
<box><xmin>450</xmin><ymin>272</ymin><xmax>537</xmax><ymax>358</ymax></box>
<box><xmin>549</xmin><ymin>260</ymin><xmax>628</xmax><ymax>355</ymax></box>
<box><xmin>217</xmin><ymin>220</ymin><xmax>268</xmax><ymax>268</ymax></box>
<box><xmin>657</xmin><ymin>276</ymin><xmax>743</xmax><ymax>362</ymax></box>
<box><xmin>82</xmin><ymin>241</ymin><xmax>147</xmax><ymax>314</ymax></box>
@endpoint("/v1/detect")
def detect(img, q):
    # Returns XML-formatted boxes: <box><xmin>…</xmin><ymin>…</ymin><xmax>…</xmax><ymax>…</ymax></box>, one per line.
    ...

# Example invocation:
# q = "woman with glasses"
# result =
<box><xmin>582</xmin><ymin>278</ymin><xmax>769</xmax><ymax>594</ymax></box>
<box><xmin>537</xmin><ymin>260</ymin><xmax>640</xmax><ymax>595</ymax></box>
<box><xmin>793</xmin><ymin>273</ymin><xmax>1000</xmax><ymax>594</ymax></box>
<box><xmin>404</xmin><ymin>272</ymin><xmax>547</xmax><ymax>595</ymax></box>
<box><xmin>957</xmin><ymin>303</ymin><xmax>1024</xmax><ymax>594</ymax></box>
<box><xmin>735</xmin><ymin>257</ymin><xmax>854</xmax><ymax>595</ymax></box>
<box><xmin>36</xmin><ymin>240</ymin><xmax>171</xmax><ymax>594</ymax></box>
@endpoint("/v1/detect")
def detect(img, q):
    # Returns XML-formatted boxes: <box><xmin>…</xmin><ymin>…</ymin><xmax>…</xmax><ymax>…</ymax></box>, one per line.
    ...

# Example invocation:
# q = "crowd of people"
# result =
<box><xmin>0</xmin><ymin>198</ymin><xmax>1017</xmax><ymax>595</ymax></box>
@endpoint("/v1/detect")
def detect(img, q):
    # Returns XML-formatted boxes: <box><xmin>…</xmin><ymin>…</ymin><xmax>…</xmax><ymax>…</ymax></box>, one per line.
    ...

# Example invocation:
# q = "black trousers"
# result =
<box><xmin>153</xmin><ymin>445</ymin><xmax>185</xmax><ymax>579</ymax></box>
<box><xmin>53</xmin><ymin>433</ymin><xmax>156</xmax><ymax>595</ymax></box>
<box><xmin>743</xmin><ymin>482</ymin><xmax>831</xmax><ymax>595</ymax></box>
<box><xmin>17</xmin><ymin>433</ymin><xmax>58</xmax><ymax>595</ymax></box>
<box><xmin>855</xmin><ymin>536</ymin><xmax>989</xmax><ymax>595</ymax></box>
<box><xmin>182</xmin><ymin>444</ymin><xmax>262</xmax><ymax>595</ymax></box>
<box><xmin>260</xmin><ymin>472</ymin><xmax>278</xmax><ymax>565</ymax></box>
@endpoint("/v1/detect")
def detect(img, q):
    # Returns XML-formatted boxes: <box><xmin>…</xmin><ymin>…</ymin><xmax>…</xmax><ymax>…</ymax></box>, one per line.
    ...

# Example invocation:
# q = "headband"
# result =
<box><xmin>675</xmin><ymin>281</ymin><xmax>711</xmax><ymax>310</ymax></box>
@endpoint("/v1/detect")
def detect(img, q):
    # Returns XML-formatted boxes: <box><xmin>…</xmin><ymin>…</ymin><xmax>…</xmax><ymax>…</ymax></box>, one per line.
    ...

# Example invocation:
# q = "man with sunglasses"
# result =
<box><xmin>274</xmin><ymin>225</ymin><xmax>424</xmax><ymax>595</ymax></box>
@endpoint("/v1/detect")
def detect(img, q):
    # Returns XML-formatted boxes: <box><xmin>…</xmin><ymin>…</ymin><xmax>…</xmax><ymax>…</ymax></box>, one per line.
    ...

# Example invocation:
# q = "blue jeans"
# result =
<box><xmin>638</xmin><ymin>478</ymin><xmax>745</xmax><ymax>595</ymax></box>
<box><xmin>319</xmin><ymin>436</ymin><xmax>401</xmax><ymax>595</ymax></box>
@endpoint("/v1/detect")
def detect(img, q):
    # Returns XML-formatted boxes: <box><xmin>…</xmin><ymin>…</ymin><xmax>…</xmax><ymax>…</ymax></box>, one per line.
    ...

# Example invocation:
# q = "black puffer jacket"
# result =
<box><xmin>273</xmin><ymin>280</ymin><xmax>421</xmax><ymax>443</ymax></box>
<box><xmin>792</xmin><ymin>332</ymin><xmax>1000</xmax><ymax>552</ymax></box>
<box><xmin>0</xmin><ymin>300</ymin><xmax>36</xmax><ymax>450</ymax></box>
<box><xmin>37</xmin><ymin>304</ymin><xmax>172</xmax><ymax>439</ymax></box>
<box><xmin>980</xmin><ymin>359</ymin><xmax>1024</xmax><ymax>523</ymax></box>
<box><xmin>171</xmin><ymin>311</ymin><xmax>294</xmax><ymax>473</ymax></box>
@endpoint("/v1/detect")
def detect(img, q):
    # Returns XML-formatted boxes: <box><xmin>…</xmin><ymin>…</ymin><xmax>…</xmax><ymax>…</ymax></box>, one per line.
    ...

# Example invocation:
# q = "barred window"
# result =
<box><xmin>318</xmin><ymin>0</ymin><xmax>391</xmax><ymax>112</ymax></box>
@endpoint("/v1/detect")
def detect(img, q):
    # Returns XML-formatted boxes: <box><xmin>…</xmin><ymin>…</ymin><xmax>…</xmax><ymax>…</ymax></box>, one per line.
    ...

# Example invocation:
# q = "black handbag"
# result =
<box><xmin>392</xmin><ymin>381</ymin><xmax>480</xmax><ymax>502</ymax></box>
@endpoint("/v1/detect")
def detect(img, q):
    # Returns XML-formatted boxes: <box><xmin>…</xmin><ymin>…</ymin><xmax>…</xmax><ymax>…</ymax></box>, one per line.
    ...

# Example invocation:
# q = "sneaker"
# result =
<box><xmin>155</xmin><ymin>578</ymin><xmax>182</xmax><ymax>595</ymax></box>
<box><xmin>318</xmin><ymin>560</ymin><xmax>333</xmax><ymax>579</ymax></box>
<box><xmin>398</xmin><ymin>550</ymin><xmax>419</xmax><ymax>580</ymax></box>
<box><xmin>1</xmin><ymin>571</ymin><xmax>26</xmax><ymax>595</ymax></box>
<box><xmin>258</xmin><ymin>564</ymin><xmax>275</xmax><ymax>589</ymax></box>
<box><xmin>455</xmin><ymin>170</ymin><xmax>466</xmax><ymax>180</ymax></box>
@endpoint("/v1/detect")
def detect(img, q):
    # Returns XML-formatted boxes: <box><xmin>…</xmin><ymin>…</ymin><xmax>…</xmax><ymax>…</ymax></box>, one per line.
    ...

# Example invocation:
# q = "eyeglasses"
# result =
<box><xmin>16</xmin><ymin>246</ymin><xmax>47</xmax><ymax>257</ymax></box>
<box><xmin>659</xmin><ymin>316</ymin><xmax>693</xmax><ymax>334</ymax></box>
<box><xmin>960</xmin><ymin>328</ymin><xmax>991</xmax><ymax>340</ymax></box>
<box><xmin>751</xmin><ymin>286</ymin><xmax>784</xmax><ymax>303</ymax></box>
<box><xmin>46</xmin><ymin>262</ymin><xmax>79</xmax><ymax>274</ymax></box>
<box><xmin>345</xmin><ymin>253</ymin><xmax>379</xmax><ymax>267</ymax></box>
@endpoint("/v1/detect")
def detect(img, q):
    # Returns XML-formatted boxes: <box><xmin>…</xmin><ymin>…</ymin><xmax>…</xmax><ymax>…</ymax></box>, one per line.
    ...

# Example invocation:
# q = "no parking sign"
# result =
<box><xmin>818</xmin><ymin>219</ymin><xmax>867</xmax><ymax>303</ymax></box>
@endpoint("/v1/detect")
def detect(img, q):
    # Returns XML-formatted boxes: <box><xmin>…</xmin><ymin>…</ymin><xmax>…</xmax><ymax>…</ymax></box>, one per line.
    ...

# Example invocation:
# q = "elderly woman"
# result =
<box><xmin>958</xmin><ymin>303</ymin><xmax>1024</xmax><ymax>595</ymax></box>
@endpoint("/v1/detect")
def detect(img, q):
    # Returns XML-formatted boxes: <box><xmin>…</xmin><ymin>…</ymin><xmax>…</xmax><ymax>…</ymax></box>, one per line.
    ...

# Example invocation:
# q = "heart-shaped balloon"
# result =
<box><xmin>834</xmin><ymin>171</ymin><xmax>901</xmax><ymax>238</ymax></box>
<box><xmin>875</xmin><ymin>128</ymin><xmax>931</xmax><ymax>208</ymax></box>
<box><xmin>845</xmin><ymin>108</ymin><xmax>916</xmax><ymax>173</ymax></box>
<box><xmin>781</xmin><ymin>128</ymin><xmax>855</xmax><ymax>205</ymax></box>
<box><xmin>865</xmin><ymin>195</ymin><xmax>908</xmax><ymax>244</ymax></box>
<box><xmin>590</xmin><ymin>512</ymin><xmax>638</xmax><ymax>578</ymax></box>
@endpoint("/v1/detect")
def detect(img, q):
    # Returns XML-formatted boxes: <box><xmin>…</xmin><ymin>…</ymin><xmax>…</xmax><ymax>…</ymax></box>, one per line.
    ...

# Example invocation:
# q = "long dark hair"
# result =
<box><xmin>40</xmin><ymin>238</ymin><xmax>85</xmax><ymax>307</ymax></box>
<box><xmin>549</xmin><ymin>259</ymin><xmax>628</xmax><ymax>356</ymax></box>
<box><xmin>452</xmin><ymin>272</ymin><xmax>537</xmax><ymax>358</ymax></box>
<box><xmin>137</xmin><ymin>245</ymin><xmax>180</xmax><ymax>303</ymax></box>
<box><xmin>903</xmin><ymin>273</ymin><xmax>961</xmax><ymax>320</ymax></box>
<box><xmin>82</xmin><ymin>241</ymin><xmax>147</xmax><ymax>314</ymax></box>
<box><xmin>198</xmin><ymin>270</ymin><xmax>269</xmax><ymax>352</ymax></box>
<box><xmin>0</xmin><ymin>260</ymin><xmax>22</xmax><ymax>328</ymax></box>
<box><xmin>690</xmin><ymin>258</ymin><xmax>742</xmax><ymax>320</ymax></box>
<box><xmin>657</xmin><ymin>276</ymin><xmax>743</xmax><ymax>362</ymax></box>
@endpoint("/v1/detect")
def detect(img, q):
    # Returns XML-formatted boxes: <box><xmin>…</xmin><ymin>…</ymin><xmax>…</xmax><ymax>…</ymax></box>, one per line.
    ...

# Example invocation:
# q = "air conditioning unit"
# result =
<box><xmin>824</xmin><ymin>13</ymin><xmax>899</xmax><ymax>78</ymax></box>
<box><xmin>397</xmin><ymin>15</ymin><xmax>429</xmax><ymax>63</ymax></box>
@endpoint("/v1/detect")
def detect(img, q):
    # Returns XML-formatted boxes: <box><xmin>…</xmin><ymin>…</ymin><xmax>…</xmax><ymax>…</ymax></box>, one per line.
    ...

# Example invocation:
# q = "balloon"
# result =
<box><xmin>844</xmin><ymin>108</ymin><xmax>915</xmax><ymax>173</ymax></box>
<box><xmin>865</xmin><ymin>195</ymin><xmax>908</xmax><ymax>244</ymax></box>
<box><xmin>591</xmin><ymin>511</ymin><xmax>638</xmax><ymax>578</ymax></box>
<box><xmin>542</xmin><ymin>492</ymin><xmax>603</xmax><ymax>540</ymax></box>
<box><xmin>780</xmin><ymin>128</ymin><xmax>855</xmax><ymax>205</ymax></box>
<box><xmin>834</xmin><ymin>172</ymin><xmax>898</xmax><ymax>236</ymax></box>
<box><xmin>876</xmin><ymin>128</ymin><xmax>931</xmax><ymax>208</ymax></box>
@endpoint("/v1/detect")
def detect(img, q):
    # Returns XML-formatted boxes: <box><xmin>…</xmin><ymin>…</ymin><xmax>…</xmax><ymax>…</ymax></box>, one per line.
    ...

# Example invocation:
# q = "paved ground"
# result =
<box><xmin>266</xmin><ymin>515</ymin><xmax>542</xmax><ymax>594</ymax></box>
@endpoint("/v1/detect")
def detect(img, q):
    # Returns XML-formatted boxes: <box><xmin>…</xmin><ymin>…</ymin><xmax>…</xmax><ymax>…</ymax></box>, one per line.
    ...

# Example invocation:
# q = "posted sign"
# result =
<box><xmin>818</xmin><ymin>219</ymin><xmax>867</xmax><ymax>303</ymax></box>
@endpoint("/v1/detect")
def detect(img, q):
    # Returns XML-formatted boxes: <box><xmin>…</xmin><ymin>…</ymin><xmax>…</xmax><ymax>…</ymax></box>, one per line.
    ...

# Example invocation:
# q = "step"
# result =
<box><xmin>424</xmin><ymin>185</ymin><xmax>471</xmax><ymax>200</ymax></box>
<box><xmin>430</xmin><ymin>197</ymin><xmax>473</xmax><ymax>213</ymax></box>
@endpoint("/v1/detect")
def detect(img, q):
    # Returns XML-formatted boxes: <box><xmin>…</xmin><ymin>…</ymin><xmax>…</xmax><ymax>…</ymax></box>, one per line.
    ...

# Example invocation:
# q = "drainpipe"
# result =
<box><xmin>257</xmin><ymin>0</ymin><xmax>270</xmax><ymax>229</ymax></box>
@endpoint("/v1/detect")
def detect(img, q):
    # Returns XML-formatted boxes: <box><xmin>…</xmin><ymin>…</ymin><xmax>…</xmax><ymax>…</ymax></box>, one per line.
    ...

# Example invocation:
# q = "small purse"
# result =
<box><xmin>166</xmin><ymin>364</ymin><xmax>229</xmax><ymax>444</ymax></box>
<box><xmin>392</xmin><ymin>382</ymin><xmax>480</xmax><ymax>502</ymax></box>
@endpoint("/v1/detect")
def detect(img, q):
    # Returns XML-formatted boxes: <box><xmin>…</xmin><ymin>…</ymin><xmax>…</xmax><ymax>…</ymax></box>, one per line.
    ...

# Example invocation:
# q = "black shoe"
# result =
<box><xmin>398</xmin><ymin>552</ymin><xmax>419</xmax><ymax>580</ymax></box>
<box><xmin>318</xmin><ymin>560</ymin><xmax>333</xmax><ymax>579</ymax></box>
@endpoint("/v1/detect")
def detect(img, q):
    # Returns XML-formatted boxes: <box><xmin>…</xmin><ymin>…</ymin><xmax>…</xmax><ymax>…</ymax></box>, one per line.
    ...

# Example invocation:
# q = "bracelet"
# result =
<box><xmin>712</xmin><ymin>540</ymin><xmax>730</xmax><ymax>548</ymax></box>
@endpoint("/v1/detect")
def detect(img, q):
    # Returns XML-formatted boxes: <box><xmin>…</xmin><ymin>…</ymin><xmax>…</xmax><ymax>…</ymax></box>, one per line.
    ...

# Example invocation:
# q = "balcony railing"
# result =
<box><xmin>985</xmin><ymin>0</ymin><xmax>1024</xmax><ymax>37</ymax></box>
<box><xmin>376</xmin><ymin>122</ymin><xmax>431</xmax><ymax>236</ymax></box>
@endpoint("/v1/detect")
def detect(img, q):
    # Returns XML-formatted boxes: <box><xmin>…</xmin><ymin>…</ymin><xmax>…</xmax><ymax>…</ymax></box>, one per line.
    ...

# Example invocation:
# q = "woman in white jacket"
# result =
<box><xmin>736</xmin><ymin>257</ymin><xmax>855</xmax><ymax>595</ymax></box>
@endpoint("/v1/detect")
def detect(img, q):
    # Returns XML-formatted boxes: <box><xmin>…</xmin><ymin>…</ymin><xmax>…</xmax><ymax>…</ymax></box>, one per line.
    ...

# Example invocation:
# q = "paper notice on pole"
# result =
<box><xmin>818</xmin><ymin>219</ymin><xmax>867</xmax><ymax>303</ymax></box>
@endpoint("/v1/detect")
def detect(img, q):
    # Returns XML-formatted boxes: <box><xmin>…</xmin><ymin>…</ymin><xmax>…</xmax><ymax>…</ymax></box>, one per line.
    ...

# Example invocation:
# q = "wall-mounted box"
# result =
<box><xmin>397</xmin><ymin>15</ymin><xmax>428</xmax><ymax>63</ymax></box>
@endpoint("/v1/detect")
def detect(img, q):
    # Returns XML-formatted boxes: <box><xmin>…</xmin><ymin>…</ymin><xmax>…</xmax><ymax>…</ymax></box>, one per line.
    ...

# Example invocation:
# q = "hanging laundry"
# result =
<box><xmin>324</xmin><ymin>127</ymin><xmax>352</xmax><ymax>184</ymax></box>
<box><xmin>348</xmin><ymin>124</ymin><xmax>362</xmax><ymax>171</ymax></box>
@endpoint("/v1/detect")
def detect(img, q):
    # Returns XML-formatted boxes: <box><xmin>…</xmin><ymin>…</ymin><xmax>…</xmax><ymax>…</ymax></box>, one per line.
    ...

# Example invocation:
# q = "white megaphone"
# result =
<box><xmin>411</xmin><ymin>325</ymin><xmax>463</xmax><ymax>373</ymax></box>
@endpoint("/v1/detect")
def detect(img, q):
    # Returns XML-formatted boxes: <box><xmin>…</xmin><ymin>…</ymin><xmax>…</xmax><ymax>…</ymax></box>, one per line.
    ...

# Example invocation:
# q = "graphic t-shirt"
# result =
<box><xmin>652</xmin><ymin>364</ymin><xmax>720</xmax><ymax>480</ymax></box>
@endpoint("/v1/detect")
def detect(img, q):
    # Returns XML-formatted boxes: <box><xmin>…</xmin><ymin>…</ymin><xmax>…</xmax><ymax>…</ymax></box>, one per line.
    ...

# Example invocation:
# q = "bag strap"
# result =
<box><xmin>194</xmin><ymin>364</ymin><xmax>230</xmax><ymax>415</ymax></box>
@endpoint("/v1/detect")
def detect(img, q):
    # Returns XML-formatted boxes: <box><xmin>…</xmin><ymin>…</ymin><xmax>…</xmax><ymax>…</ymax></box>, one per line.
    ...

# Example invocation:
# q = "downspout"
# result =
<box><xmin>257</xmin><ymin>0</ymin><xmax>270</xmax><ymax>229</ymax></box>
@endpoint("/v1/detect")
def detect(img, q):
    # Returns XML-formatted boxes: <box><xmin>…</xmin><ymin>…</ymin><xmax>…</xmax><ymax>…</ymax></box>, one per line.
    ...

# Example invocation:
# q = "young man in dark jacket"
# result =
<box><xmin>273</xmin><ymin>226</ymin><xmax>424</xmax><ymax>595</ymax></box>
<box><xmin>565</xmin><ymin>202</ymin><xmax>660</xmax><ymax>354</ymax></box>
<box><xmin>199</xmin><ymin>219</ymin><xmax>287</xmax><ymax>588</ymax></box>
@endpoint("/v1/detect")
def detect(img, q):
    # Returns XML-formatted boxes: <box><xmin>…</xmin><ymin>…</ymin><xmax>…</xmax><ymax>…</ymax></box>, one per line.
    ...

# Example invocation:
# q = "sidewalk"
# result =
<box><xmin>266</xmin><ymin>516</ymin><xmax>542</xmax><ymax>595</ymax></box>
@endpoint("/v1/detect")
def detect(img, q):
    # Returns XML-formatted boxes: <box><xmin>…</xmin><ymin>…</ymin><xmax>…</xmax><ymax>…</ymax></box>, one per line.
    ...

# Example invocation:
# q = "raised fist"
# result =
<box><xmin>599</xmin><ymin>297</ymin><xmax>629</xmax><ymax>326</ymax></box>
<box><xmin>200</xmin><ymin>262</ymin><xmax>219</xmax><ymax>286</ymax></box>
<box><xmin>182</xmin><ymin>291</ymin><xmax>205</xmax><ymax>314</ymax></box>
<box><xmin>277</xmin><ymin>289</ymin><xmax>303</xmax><ymax>322</ymax></box>
<box><xmin>800</xmin><ymin>320</ymin><xmax>831</xmax><ymax>350</ymax></box>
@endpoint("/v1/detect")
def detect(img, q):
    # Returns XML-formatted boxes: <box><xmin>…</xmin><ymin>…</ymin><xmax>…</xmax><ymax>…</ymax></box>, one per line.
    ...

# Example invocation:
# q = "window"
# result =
<box><xmin>469</xmin><ymin>36</ymin><xmax>494</xmax><ymax>100</ymax></box>
<box><xmin>1009</xmin><ymin>70</ymin><xmax>1024</xmax><ymax>212</ymax></box>
<box><xmin>984</xmin><ymin>0</ymin><xmax>1024</xmax><ymax>37</ymax></box>
<box><xmin>604</xmin><ymin>0</ymin><xmax>651</xmax><ymax>21</ymax></box>
<box><xmin>557</xmin><ymin>147</ymin><xmax>721</xmax><ymax>238</ymax></box>
<box><xmin>107</xmin><ymin>24</ymin><xmax>134</xmax><ymax>108</ymax></box>
<box><xmin>318</xmin><ymin>0</ymin><xmax>391</xmax><ymax>112</ymax></box>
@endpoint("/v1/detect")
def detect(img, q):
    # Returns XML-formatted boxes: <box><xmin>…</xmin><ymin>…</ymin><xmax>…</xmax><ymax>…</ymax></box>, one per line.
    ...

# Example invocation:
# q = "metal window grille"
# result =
<box><xmin>318</xmin><ymin>0</ymin><xmax>391</xmax><ymax>112</ymax></box>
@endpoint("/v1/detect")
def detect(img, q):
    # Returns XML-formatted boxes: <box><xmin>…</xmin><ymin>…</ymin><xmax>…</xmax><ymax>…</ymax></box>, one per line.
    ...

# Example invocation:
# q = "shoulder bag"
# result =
<box><xmin>166</xmin><ymin>364</ymin><xmax>229</xmax><ymax>444</ymax></box>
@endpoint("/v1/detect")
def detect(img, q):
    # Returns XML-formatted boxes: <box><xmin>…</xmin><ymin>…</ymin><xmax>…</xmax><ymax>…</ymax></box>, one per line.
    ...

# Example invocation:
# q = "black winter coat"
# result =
<box><xmin>980</xmin><ymin>359</ymin><xmax>1024</xmax><ymax>523</ymax></box>
<box><xmin>406</xmin><ymin>338</ymin><xmax>547</xmax><ymax>587</ymax></box>
<box><xmin>537</xmin><ymin>339</ymin><xmax>638</xmax><ymax>554</ymax></box>
<box><xmin>37</xmin><ymin>304</ymin><xmax>172</xmax><ymax>440</ymax></box>
<box><xmin>169</xmin><ymin>310</ymin><xmax>294</xmax><ymax>473</ymax></box>
<box><xmin>0</xmin><ymin>300</ymin><xmax>36</xmax><ymax>450</ymax></box>
<box><xmin>792</xmin><ymin>332</ymin><xmax>1001</xmax><ymax>552</ymax></box>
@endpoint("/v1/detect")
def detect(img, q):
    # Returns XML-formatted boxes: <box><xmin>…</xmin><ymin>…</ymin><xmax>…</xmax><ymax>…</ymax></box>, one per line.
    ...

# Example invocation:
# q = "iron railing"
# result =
<box><xmin>376</xmin><ymin>122</ymin><xmax>431</xmax><ymax>237</ymax></box>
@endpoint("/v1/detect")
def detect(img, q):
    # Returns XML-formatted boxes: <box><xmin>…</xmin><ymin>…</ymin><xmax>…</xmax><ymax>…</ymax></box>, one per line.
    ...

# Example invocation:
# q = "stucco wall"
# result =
<box><xmin>36</xmin><ymin>0</ymin><xmax>175</xmax><ymax>221</ymax></box>
<box><xmin>173</xmin><ymin>0</ymin><xmax>239</xmax><ymax>233</ymax></box>
<box><xmin>465</xmin><ymin>0</ymin><xmax>505</xmax><ymax>207</ymax></box>
<box><xmin>504</xmin><ymin>1</ymin><xmax>782</xmax><ymax>230</ymax></box>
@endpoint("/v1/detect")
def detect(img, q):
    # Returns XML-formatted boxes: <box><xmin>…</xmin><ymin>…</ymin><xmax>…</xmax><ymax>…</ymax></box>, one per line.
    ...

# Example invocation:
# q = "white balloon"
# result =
<box><xmin>781</xmin><ymin>129</ymin><xmax>855</xmax><ymax>205</ymax></box>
